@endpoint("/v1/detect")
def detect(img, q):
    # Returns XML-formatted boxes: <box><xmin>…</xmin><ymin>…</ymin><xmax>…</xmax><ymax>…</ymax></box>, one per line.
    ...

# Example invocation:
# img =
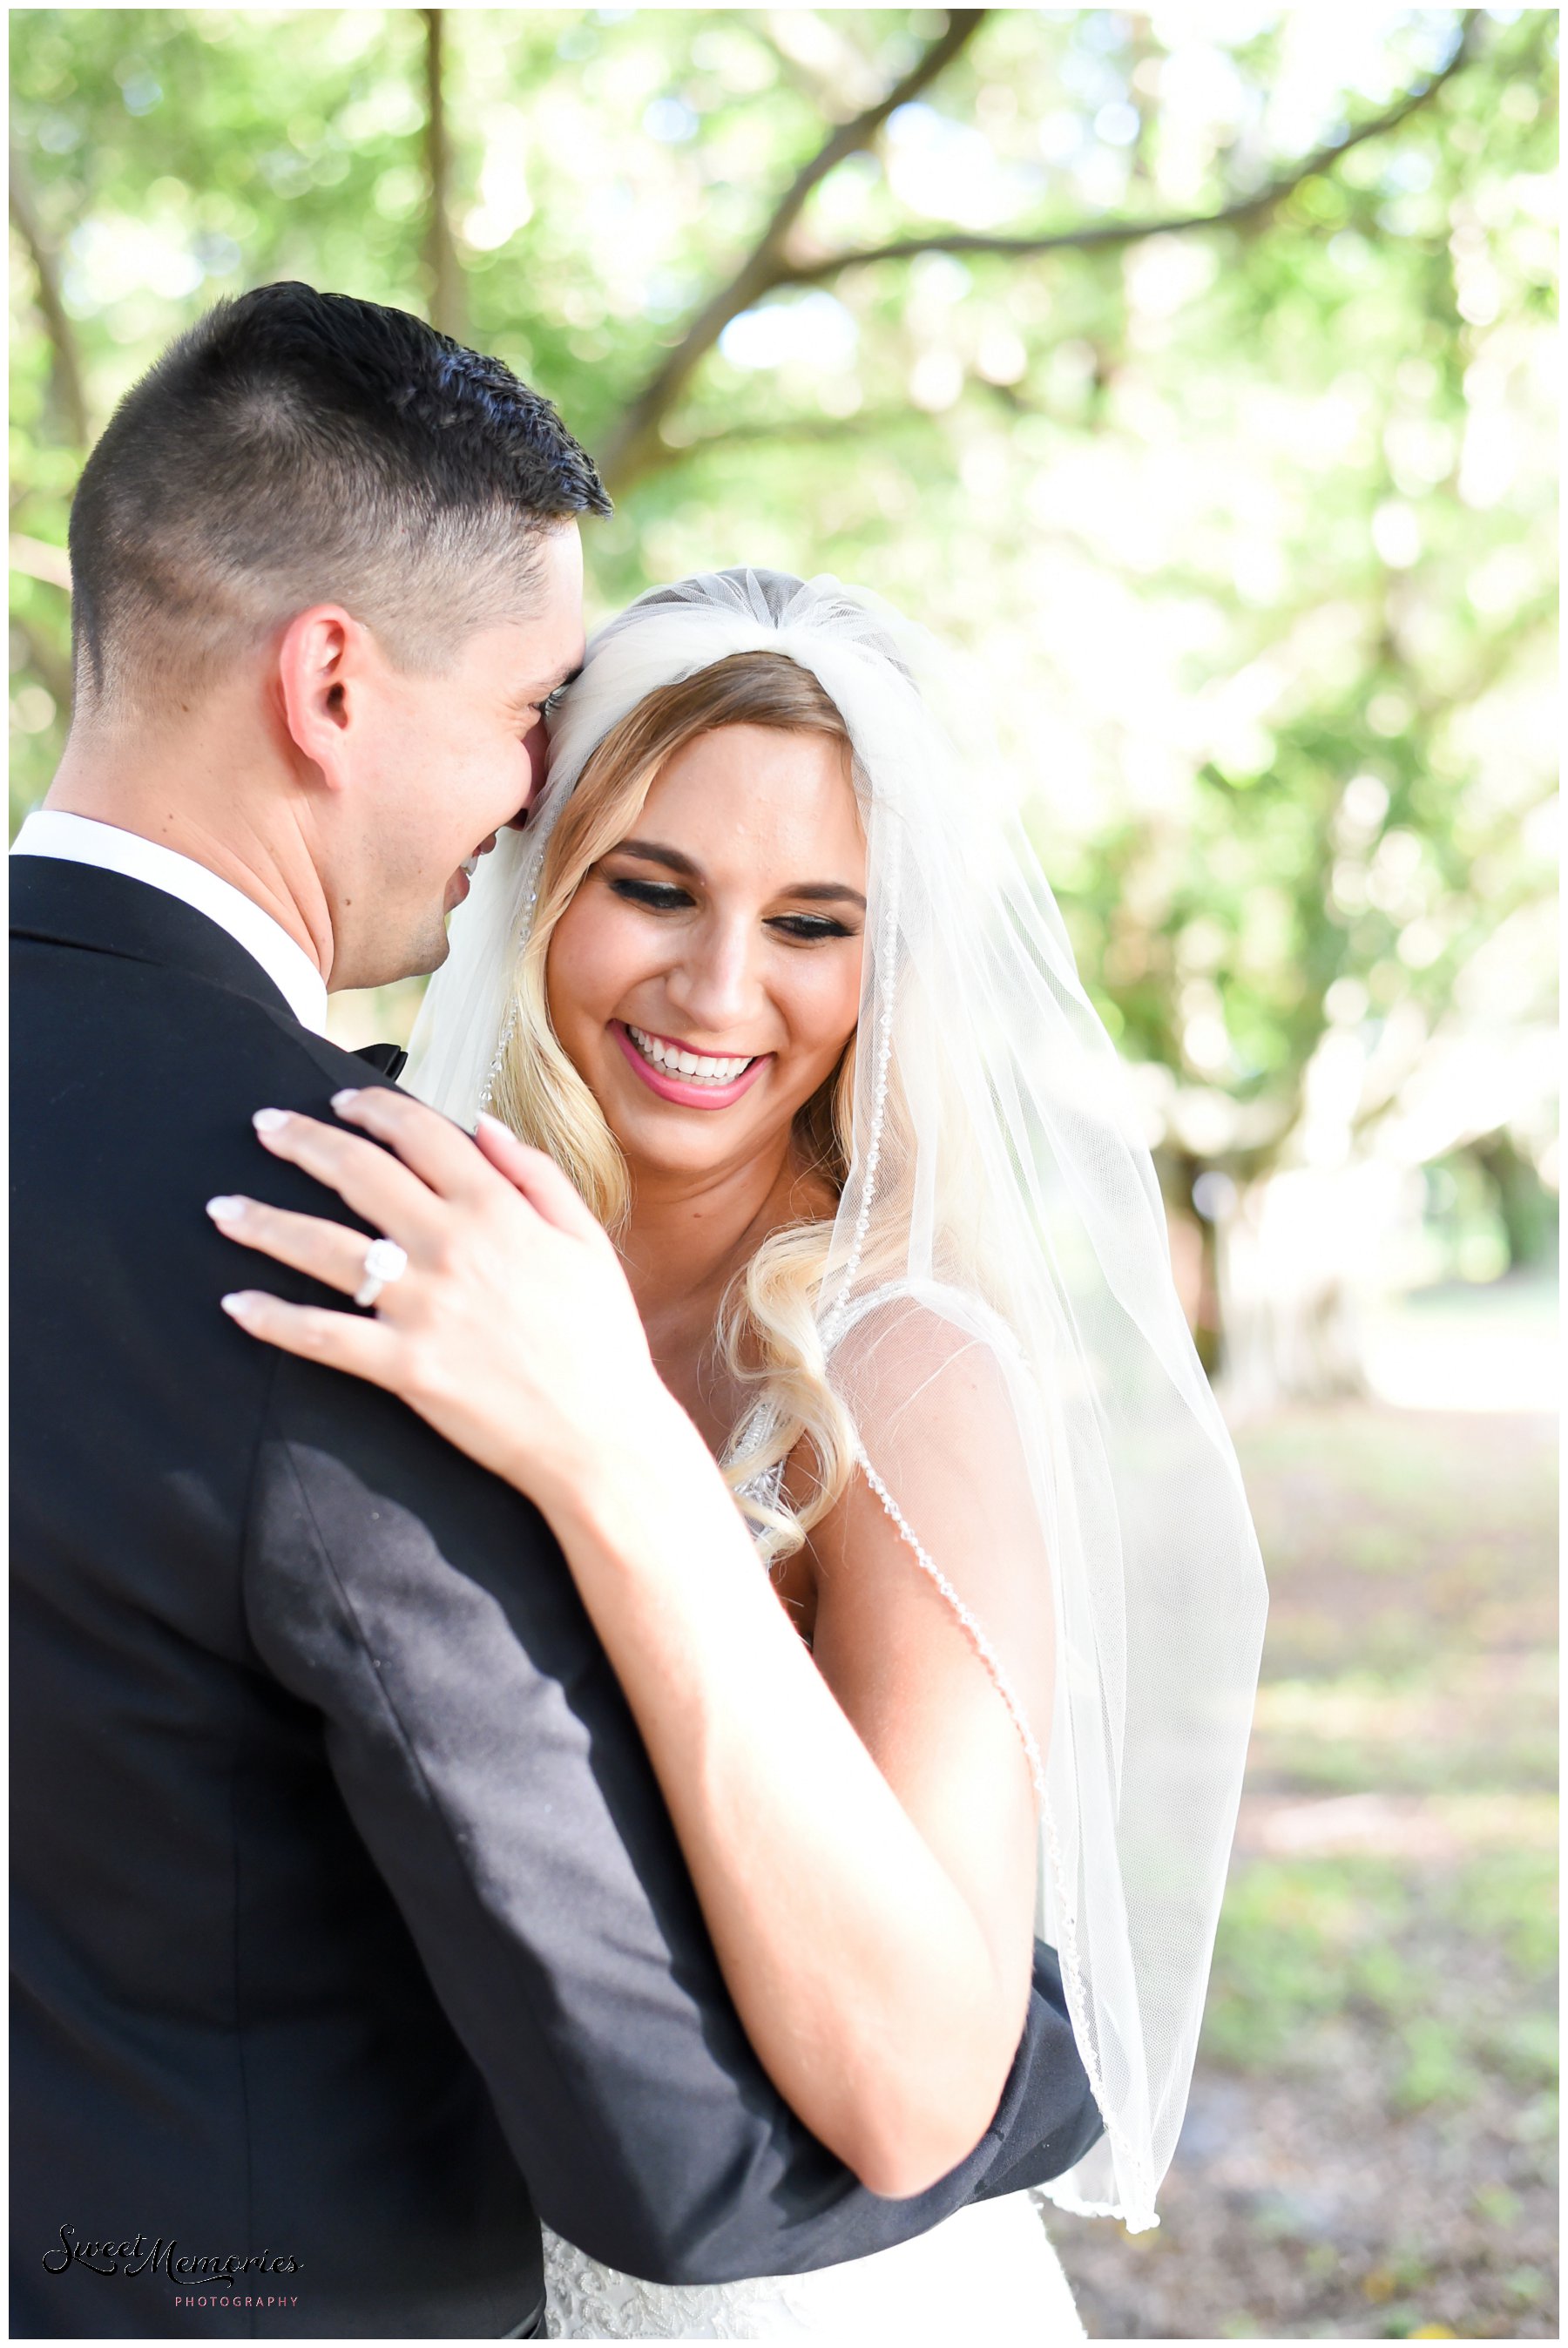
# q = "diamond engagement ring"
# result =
<box><xmin>354</xmin><ymin>1237</ymin><xmax>409</xmax><ymax>1309</ymax></box>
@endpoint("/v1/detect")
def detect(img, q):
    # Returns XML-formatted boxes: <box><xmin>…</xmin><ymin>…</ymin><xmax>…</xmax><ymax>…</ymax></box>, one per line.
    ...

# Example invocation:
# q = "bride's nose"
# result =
<box><xmin>664</xmin><ymin>915</ymin><xmax>762</xmax><ymax>1036</ymax></box>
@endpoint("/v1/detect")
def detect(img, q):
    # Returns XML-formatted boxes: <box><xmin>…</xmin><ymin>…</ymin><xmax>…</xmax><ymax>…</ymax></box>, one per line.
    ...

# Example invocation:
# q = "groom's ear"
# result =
<box><xmin>275</xmin><ymin>605</ymin><xmax>361</xmax><ymax>790</ymax></box>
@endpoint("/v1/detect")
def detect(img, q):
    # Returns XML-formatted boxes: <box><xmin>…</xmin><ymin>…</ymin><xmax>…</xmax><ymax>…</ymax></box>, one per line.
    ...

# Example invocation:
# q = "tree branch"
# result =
<box><xmin>9</xmin><ymin>532</ymin><xmax>72</xmax><ymax>592</ymax></box>
<box><xmin>754</xmin><ymin>19</ymin><xmax>881</xmax><ymax>123</ymax></box>
<box><xmin>623</xmin><ymin>405</ymin><xmax>923</xmax><ymax>484</ymax></box>
<box><xmin>596</xmin><ymin>10</ymin><xmax>989</xmax><ymax>491</ymax></box>
<box><xmin>10</xmin><ymin>607</ymin><xmax>73</xmax><ymax>715</ymax></box>
<box><xmin>774</xmin><ymin>10</ymin><xmax>1482</xmax><ymax>284</ymax></box>
<box><xmin>598</xmin><ymin>8</ymin><xmax>1481</xmax><ymax>494</ymax></box>
<box><xmin>631</xmin><ymin>371</ymin><xmax>1097</xmax><ymax>481</ymax></box>
<box><xmin>9</xmin><ymin>146</ymin><xmax>90</xmax><ymax>446</ymax></box>
<box><xmin>422</xmin><ymin>9</ymin><xmax>466</xmax><ymax>340</ymax></box>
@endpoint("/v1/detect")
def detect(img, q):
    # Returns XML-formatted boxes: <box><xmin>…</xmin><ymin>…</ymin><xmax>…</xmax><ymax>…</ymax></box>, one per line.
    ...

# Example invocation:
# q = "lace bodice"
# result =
<box><xmin>540</xmin><ymin>2186</ymin><xmax>1082</xmax><ymax>2339</ymax></box>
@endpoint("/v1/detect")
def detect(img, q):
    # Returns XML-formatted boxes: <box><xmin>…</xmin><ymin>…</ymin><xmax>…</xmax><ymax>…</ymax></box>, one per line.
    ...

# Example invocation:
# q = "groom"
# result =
<box><xmin>12</xmin><ymin>284</ymin><xmax>1100</xmax><ymax>2339</ymax></box>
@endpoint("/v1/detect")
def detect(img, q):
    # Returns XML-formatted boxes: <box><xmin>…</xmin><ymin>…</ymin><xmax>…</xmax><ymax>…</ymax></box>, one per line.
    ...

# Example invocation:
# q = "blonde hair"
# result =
<box><xmin>490</xmin><ymin>651</ymin><xmax>899</xmax><ymax>1558</ymax></box>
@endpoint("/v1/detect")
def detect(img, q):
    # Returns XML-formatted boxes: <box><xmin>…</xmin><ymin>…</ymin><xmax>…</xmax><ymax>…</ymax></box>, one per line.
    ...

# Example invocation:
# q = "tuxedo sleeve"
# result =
<box><xmin>242</xmin><ymin>1356</ymin><xmax>1103</xmax><ymax>2285</ymax></box>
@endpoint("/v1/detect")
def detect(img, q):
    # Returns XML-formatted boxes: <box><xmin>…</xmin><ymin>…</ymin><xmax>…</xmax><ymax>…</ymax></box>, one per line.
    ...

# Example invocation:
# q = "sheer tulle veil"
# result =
<box><xmin>406</xmin><ymin>567</ymin><xmax>1267</xmax><ymax>2230</ymax></box>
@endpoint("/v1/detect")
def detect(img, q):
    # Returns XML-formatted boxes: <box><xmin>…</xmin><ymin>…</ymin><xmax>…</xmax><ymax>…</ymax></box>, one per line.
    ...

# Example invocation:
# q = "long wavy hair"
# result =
<box><xmin>490</xmin><ymin>649</ymin><xmax>903</xmax><ymax>1558</ymax></box>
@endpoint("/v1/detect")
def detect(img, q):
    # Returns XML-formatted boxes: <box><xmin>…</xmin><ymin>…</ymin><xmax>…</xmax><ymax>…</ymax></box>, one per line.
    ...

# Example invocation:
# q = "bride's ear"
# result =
<box><xmin>275</xmin><ymin>605</ymin><xmax>360</xmax><ymax>790</ymax></box>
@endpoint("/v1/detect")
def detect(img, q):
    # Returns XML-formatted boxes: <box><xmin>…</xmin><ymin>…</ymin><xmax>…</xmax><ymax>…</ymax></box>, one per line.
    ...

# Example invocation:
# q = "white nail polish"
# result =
<box><xmin>330</xmin><ymin>1089</ymin><xmax>362</xmax><ymax>1113</ymax></box>
<box><xmin>206</xmin><ymin>1196</ymin><xmax>245</xmax><ymax>1221</ymax></box>
<box><xmin>253</xmin><ymin>1108</ymin><xmax>289</xmax><ymax>1133</ymax></box>
<box><xmin>220</xmin><ymin>1293</ymin><xmax>255</xmax><ymax>1318</ymax></box>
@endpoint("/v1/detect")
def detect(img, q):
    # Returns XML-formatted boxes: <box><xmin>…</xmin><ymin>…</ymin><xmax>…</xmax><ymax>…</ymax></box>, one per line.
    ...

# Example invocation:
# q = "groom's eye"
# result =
<box><xmin>608</xmin><ymin>876</ymin><xmax>693</xmax><ymax>910</ymax></box>
<box><xmin>518</xmin><ymin>685</ymin><xmax>570</xmax><ymax>730</ymax></box>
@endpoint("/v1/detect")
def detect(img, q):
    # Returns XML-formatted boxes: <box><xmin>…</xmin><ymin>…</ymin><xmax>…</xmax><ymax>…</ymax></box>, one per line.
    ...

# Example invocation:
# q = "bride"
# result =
<box><xmin>213</xmin><ymin>568</ymin><xmax>1267</xmax><ymax>2338</ymax></box>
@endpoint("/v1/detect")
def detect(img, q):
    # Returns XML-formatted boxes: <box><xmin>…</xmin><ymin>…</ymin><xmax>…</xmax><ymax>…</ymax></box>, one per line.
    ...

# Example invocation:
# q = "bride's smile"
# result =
<box><xmin>544</xmin><ymin>720</ymin><xmax>866</xmax><ymax>1178</ymax></box>
<box><xmin>613</xmin><ymin>1018</ymin><xmax>769</xmax><ymax>1105</ymax></box>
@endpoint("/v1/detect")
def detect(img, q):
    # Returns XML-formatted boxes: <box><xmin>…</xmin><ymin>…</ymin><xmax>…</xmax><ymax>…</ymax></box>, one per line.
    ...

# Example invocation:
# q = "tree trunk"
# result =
<box><xmin>1213</xmin><ymin>1167</ymin><xmax>1410</xmax><ymax>1417</ymax></box>
<box><xmin>10</xmin><ymin>147</ymin><xmax>90</xmax><ymax>445</ymax></box>
<box><xmin>1162</xmin><ymin>1150</ymin><xmax>1225</xmax><ymax>1374</ymax></box>
<box><xmin>421</xmin><ymin>10</ymin><xmax>465</xmax><ymax>342</ymax></box>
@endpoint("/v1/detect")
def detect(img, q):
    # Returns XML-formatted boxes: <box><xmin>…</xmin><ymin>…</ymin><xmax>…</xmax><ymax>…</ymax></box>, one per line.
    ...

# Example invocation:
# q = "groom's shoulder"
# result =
<box><xmin>44</xmin><ymin>935</ymin><xmax>402</xmax><ymax>1120</ymax></box>
<box><xmin>194</xmin><ymin>1004</ymin><xmax>418</xmax><ymax>1161</ymax></box>
<box><xmin>10</xmin><ymin>856</ymin><xmax>404</xmax><ymax>1117</ymax></box>
<box><xmin>15</xmin><ymin>934</ymin><xmax>415</xmax><ymax>1251</ymax></box>
<box><xmin>230</xmin><ymin>1002</ymin><xmax>402</xmax><ymax>1102</ymax></box>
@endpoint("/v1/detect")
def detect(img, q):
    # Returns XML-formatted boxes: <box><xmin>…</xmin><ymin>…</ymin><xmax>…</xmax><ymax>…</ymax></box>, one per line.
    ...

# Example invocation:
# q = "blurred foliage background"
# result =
<box><xmin>10</xmin><ymin>8</ymin><xmax>1558</xmax><ymax>2336</ymax></box>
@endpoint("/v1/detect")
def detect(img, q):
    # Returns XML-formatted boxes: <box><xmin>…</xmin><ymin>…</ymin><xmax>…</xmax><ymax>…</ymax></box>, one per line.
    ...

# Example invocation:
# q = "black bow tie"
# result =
<box><xmin>352</xmin><ymin>1042</ymin><xmax>409</xmax><ymax>1082</ymax></box>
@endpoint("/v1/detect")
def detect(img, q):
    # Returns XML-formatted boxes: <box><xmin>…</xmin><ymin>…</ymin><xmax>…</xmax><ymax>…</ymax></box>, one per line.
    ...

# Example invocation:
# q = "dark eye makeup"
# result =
<box><xmin>607</xmin><ymin>876</ymin><xmax>692</xmax><ymax>911</ymax></box>
<box><xmin>605</xmin><ymin>874</ymin><xmax>857</xmax><ymax>941</ymax></box>
<box><xmin>770</xmin><ymin>913</ymin><xmax>856</xmax><ymax>941</ymax></box>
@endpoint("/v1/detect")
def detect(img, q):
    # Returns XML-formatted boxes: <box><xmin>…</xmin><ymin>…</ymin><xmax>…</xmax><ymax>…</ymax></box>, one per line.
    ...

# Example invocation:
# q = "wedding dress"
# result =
<box><xmin>539</xmin><ymin>2189</ymin><xmax>1085</xmax><ymax>2339</ymax></box>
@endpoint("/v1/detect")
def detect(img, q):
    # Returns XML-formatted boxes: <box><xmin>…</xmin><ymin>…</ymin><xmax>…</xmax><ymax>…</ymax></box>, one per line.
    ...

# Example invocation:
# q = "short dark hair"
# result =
<box><xmin>68</xmin><ymin>281</ymin><xmax>610</xmax><ymax>719</ymax></box>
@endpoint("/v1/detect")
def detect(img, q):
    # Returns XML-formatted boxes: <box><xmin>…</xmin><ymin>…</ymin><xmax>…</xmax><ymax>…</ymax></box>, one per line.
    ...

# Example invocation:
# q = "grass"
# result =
<box><xmin>1048</xmin><ymin>1396</ymin><xmax>1558</xmax><ymax>2340</ymax></box>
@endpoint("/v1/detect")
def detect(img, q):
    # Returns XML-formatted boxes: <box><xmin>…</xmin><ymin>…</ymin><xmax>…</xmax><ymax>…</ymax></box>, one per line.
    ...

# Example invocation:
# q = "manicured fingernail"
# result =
<box><xmin>475</xmin><ymin>1112</ymin><xmax>506</xmax><ymax>1140</ymax></box>
<box><xmin>206</xmin><ymin>1196</ymin><xmax>246</xmax><ymax>1223</ymax></box>
<box><xmin>220</xmin><ymin>1292</ymin><xmax>258</xmax><ymax>1319</ymax></box>
<box><xmin>330</xmin><ymin>1089</ymin><xmax>362</xmax><ymax>1113</ymax></box>
<box><xmin>253</xmin><ymin>1108</ymin><xmax>290</xmax><ymax>1133</ymax></box>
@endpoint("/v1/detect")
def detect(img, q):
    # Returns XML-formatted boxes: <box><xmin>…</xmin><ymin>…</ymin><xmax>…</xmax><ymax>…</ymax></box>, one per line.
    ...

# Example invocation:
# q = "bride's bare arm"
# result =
<box><xmin>540</xmin><ymin>1346</ymin><xmax>1042</xmax><ymax>2200</ymax></box>
<box><xmin>215</xmin><ymin>1089</ymin><xmax>1042</xmax><ymax>2198</ymax></box>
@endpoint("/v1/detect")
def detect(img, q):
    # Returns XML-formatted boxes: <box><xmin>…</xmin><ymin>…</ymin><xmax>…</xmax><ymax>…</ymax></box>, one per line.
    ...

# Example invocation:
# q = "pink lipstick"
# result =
<box><xmin>610</xmin><ymin>1020</ymin><xmax>771</xmax><ymax>1111</ymax></box>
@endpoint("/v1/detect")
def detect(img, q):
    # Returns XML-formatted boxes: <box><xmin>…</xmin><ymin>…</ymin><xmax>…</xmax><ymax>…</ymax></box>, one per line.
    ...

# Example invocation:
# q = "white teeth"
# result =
<box><xmin>625</xmin><ymin>1025</ymin><xmax>755</xmax><ymax>1086</ymax></box>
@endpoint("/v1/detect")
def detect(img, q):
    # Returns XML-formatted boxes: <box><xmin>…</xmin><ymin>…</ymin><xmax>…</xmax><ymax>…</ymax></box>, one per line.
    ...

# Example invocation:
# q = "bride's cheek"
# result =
<box><xmin>541</xmin><ymin>913</ymin><xmax>591</xmax><ymax>1039</ymax></box>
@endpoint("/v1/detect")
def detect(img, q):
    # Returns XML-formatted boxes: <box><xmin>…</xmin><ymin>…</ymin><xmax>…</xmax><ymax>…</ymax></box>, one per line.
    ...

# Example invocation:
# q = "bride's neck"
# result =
<box><xmin>617</xmin><ymin>1143</ymin><xmax>828</xmax><ymax>1347</ymax></box>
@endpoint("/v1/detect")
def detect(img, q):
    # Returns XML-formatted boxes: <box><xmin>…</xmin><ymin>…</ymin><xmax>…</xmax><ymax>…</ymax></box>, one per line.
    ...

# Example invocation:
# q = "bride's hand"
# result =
<box><xmin>211</xmin><ymin>1087</ymin><xmax>668</xmax><ymax>1506</ymax></box>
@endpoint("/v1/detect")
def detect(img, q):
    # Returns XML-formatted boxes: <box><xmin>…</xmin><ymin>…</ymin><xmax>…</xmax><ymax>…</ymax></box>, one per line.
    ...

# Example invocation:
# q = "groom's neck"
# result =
<box><xmin>45</xmin><ymin>710</ymin><xmax>336</xmax><ymax>982</ymax></box>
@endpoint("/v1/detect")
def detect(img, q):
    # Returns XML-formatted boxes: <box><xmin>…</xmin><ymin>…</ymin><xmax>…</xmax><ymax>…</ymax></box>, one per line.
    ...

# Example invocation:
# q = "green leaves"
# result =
<box><xmin>10</xmin><ymin>10</ymin><xmax>1558</xmax><ymax>1241</ymax></box>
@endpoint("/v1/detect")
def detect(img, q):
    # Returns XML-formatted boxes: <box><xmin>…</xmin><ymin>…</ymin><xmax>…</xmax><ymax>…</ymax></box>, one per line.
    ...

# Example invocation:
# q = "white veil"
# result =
<box><xmin>406</xmin><ymin>568</ymin><xmax>1267</xmax><ymax>2230</ymax></box>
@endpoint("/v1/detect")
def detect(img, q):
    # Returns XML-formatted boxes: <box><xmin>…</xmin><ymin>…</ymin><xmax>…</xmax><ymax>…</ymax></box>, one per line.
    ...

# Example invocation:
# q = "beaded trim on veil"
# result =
<box><xmin>719</xmin><ymin>1282</ymin><xmax>1132</xmax><ymax>2223</ymax></box>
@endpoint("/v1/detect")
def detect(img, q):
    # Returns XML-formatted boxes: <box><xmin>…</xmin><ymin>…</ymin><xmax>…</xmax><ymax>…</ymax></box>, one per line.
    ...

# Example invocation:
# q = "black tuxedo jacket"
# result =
<box><xmin>10</xmin><ymin>858</ymin><xmax>1101</xmax><ymax>2339</ymax></box>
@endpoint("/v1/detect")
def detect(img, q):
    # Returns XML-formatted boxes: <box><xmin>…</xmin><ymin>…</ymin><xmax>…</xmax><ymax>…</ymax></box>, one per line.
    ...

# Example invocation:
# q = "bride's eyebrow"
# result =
<box><xmin>610</xmin><ymin>841</ymin><xmax>865</xmax><ymax>910</ymax></box>
<box><xmin>787</xmin><ymin>882</ymin><xmax>867</xmax><ymax>910</ymax></box>
<box><xmin>609</xmin><ymin>839</ymin><xmax>702</xmax><ymax>880</ymax></box>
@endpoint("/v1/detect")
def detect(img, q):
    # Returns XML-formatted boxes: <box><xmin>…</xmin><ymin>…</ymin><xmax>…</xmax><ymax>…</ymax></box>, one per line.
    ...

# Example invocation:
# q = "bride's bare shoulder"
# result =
<box><xmin>772</xmin><ymin>1290</ymin><xmax>1029</xmax><ymax>1583</ymax></box>
<box><xmin>826</xmin><ymin>1284</ymin><xmax>1021</xmax><ymax>1426</ymax></box>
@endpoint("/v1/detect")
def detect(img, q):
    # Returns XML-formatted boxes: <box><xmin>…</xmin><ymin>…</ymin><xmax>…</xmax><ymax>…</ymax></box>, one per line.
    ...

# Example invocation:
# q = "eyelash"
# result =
<box><xmin>524</xmin><ymin>686</ymin><xmax>568</xmax><ymax>732</ymax></box>
<box><xmin>607</xmin><ymin>876</ymin><xmax>855</xmax><ymax>942</ymax></box>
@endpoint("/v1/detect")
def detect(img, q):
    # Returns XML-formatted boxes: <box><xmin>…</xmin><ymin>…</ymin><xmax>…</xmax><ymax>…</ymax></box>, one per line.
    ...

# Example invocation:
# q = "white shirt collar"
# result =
<box><xmin>10</xmin><ymin>809</ymin><xmax>329</xmax><ymax>1035</ymax></box>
